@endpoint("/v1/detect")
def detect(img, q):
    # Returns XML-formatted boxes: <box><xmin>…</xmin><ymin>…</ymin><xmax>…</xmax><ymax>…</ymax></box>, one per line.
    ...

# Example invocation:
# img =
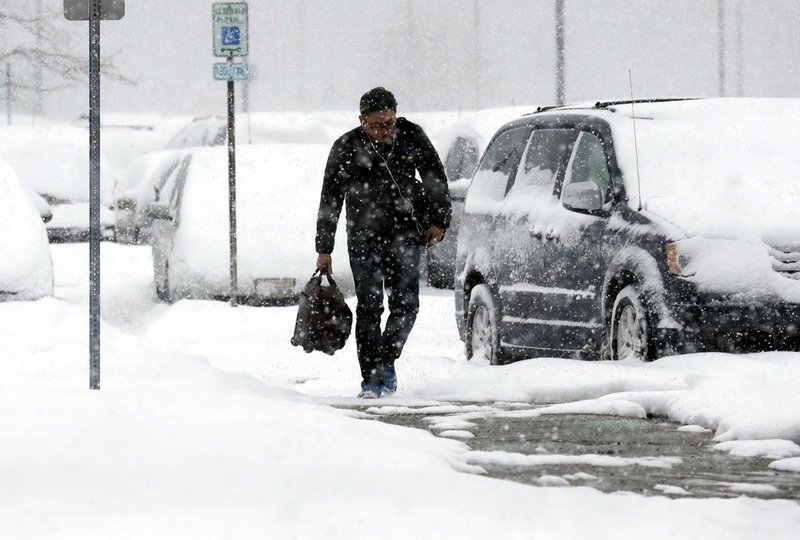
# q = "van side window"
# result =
<box><xmin>465</xmin><ymin>127</ymin><xmax>530</xmax><ymax>212</ymax></box>
<box><xmin>510</xmin><ymin>128</ymin><xmax>578</xmax><ymax>193</ymax></box>
<box><xmin>563</xmin><ymin>132</ymin><xmax>611</xmax><ymax>202</ymax></box>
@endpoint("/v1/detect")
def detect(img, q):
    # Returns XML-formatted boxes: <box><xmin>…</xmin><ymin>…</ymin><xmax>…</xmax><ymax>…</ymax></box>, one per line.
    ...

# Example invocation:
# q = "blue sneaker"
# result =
<box><xmin>357</xmin><ymin>383</ymin><xmax>382</xmax><ymax>399</ymax></box>
<box><xmin>383</xmin><ymin>364</ymin><xmax>397</xmax><ymax>394</ymax></box>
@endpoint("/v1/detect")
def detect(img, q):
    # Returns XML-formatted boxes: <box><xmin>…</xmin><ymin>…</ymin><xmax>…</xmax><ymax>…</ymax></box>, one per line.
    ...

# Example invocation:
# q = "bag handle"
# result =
<box><xmin>312</xmin><ymin>267</ymin><xmax>339</xmax><ymax>288</ymax></box>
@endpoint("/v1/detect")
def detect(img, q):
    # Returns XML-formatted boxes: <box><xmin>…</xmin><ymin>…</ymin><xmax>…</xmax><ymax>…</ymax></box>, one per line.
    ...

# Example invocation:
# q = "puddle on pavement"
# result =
<box><xmin>347</xmin><ymin>402</ymin><xmax>800</xmax><ymax>500</ymax></box>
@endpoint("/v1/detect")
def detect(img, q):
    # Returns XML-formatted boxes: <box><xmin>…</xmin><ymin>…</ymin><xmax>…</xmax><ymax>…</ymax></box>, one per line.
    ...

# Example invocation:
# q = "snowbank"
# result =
<box><xmin>0</xmin><ymin>155</ymin><xmax>52</xmax><ymax>299</ymax></box>
<box><xmin>1</xmin><ymin>244</ymin><xmax>799</xmax><ymax>538</ymax></box>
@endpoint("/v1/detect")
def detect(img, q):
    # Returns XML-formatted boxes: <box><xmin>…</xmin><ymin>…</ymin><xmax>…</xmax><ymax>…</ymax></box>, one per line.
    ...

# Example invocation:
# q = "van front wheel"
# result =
<box><xmin>466</xmin><ymin>284</ymin><xmax>504</xmax><ymax>365</ymax></box>
<box><xmin>611</xmin><ymin>284</ymin><xmax>652</xmax><ymax>361</ymax></box>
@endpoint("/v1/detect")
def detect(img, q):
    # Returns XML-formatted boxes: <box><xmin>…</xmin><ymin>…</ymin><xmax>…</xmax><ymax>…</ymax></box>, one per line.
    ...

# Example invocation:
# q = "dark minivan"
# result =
<box><xmin>455</xmin><ymin>98</ymin><xmax>800</xmax><ymax>363</ymax></box>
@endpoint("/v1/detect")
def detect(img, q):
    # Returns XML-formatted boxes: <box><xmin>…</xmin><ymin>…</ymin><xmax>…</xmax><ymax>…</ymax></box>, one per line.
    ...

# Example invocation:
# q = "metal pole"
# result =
<box><xmin>735</xmin><ymin>0</ymin><xmax>744</xmax><ymax>96</ymax></box>
<box><xmin>718</xmin><ymin>0</ymin><xmax>726</xmax><ymax>97</ymax></box>
<box><xmin>5</xmin><ymin>63</ymin><xmax>11</xmax><ymax>126</ymax></box>
<box><xmin>297</xmin><ymin>2</ymin><xmax>307</xmax><ymax>110</ymax></box>
<box><xmin>89</xmin><ymin>0</ymin><xmax>101</xmax><ymax>389</ymax></box>
<box><xmin>243</xmin><ymin>55</ymin><xmax>252</xmax><ymax>144</ymax></box>
<box><xmin>34</xmin><ymin>0</ymin><xmax>43</xmax><ymax>117</ymax></box>
<box><xmin>472</xmin><ymin>0</ymin><xmax>481</xmax><ymax>109</ymax></box>
<box><xmin>555</xmin><ymin>0</ymin><xmax>566</xmax><ymax>105</ymax></box>
<box><xmin>227</xmin><ymin>53</ymin><xmax>238</xmax><ymax>307</ymax></box>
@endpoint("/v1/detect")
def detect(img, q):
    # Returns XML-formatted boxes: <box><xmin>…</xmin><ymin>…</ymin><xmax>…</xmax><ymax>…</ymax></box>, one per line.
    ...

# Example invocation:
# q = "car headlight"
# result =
<box><xmin>666</xmin><ymin>242</ymin><xmax>684</xmax><ymax>275</ymax></box>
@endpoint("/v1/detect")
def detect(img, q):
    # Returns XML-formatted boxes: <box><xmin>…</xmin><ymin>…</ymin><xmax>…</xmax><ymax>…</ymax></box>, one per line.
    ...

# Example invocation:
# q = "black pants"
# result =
<box><xmin>348</xmin><ymin>238</ymin><xmax>421</xmax><ymax>386</ymax></box>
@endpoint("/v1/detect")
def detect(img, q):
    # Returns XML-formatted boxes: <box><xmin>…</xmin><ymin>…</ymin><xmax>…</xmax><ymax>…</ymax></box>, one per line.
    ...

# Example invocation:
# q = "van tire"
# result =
<box><xmin>610</xmin><ymin>284</ymin><xmax>653</xmax><ymax>361</ymax></box>
<box><xmin>466</xmin><ymin>284</ymin><xmax>504</xmax><ymax>365</ymax></box>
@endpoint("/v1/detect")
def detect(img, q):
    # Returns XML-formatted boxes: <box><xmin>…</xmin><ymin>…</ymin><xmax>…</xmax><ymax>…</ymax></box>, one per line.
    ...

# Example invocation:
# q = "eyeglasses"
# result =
<box><xmin>364</xmin><ymin>118</ymin><xmax>396</xmax><ymax>132</ymax></box>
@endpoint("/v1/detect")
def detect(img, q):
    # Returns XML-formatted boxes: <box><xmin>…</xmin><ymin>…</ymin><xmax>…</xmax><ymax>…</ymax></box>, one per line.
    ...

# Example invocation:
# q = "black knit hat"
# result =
<box><xmin>359</xmin><ymin>87</ymin><xmax>397</xmax><ymax>116</ymax></box>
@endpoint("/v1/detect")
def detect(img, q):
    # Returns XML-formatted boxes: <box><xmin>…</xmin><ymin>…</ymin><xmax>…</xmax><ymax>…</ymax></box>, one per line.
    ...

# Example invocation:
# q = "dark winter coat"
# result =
<box><xmin>315</xmin><ymin>117</ymin><xmax>451</xmax><ymax>254</ymax></box>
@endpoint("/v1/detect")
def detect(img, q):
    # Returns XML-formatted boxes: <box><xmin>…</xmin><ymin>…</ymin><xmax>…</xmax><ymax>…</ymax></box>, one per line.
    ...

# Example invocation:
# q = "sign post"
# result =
<box><xmin>64</xmin><ymin>0</ymin><xmax>125</xmax><ymax>390</ymax></box>
<box><xmin>213</xmin><ymin>2</ymin><xmax>248</xmax><ymax>307</ymax></box>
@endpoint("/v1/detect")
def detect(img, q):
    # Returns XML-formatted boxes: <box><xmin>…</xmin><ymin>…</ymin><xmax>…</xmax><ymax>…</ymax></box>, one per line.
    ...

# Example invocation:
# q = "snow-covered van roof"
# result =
<box><xmin>514</xmin><ymin>98</ymin><xmax>800</xmax><ymax>245</ymax></box>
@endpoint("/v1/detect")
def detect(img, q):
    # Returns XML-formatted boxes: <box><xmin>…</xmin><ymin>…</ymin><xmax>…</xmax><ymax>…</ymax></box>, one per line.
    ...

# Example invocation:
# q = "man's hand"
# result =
<box><xmin>424</xmin><ymin>226</ymin><xmax>446</xmax><ymax>247</ymax></box>
<box><xmin>316</xmin><ymin>253</ymin><xmax>332</xmax><ymax>274</ymax></box>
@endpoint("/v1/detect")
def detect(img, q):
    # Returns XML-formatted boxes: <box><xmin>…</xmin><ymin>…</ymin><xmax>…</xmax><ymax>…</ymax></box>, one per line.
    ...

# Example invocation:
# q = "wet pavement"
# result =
<box><xmin>350</xmin><ymin>402</ymin><xmax>800</xmax><ymax>500</ymax></box>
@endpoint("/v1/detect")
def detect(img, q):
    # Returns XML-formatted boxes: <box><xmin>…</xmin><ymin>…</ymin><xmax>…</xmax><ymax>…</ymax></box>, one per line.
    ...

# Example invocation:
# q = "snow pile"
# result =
<box><xmin>0</xmin><ymin>155</ymin><xmax>52</xmax><ymax>299</ymax></box>
<box><xmin>0</xmin><ymin>244</ymin><xmax>799</xmax><ymax>537</ymax></box>
<box><xmin>408</xmin><ymin>354</ymin><xmax>800</xmax><ymax>447</ymax></box>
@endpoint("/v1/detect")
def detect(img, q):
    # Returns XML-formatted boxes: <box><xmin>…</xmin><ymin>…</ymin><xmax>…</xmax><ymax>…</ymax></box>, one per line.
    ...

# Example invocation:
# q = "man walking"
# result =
<box><xmin>315</xmin><ymin>87</ymin><xmax>451</xmax><ymax>398</ymax></box>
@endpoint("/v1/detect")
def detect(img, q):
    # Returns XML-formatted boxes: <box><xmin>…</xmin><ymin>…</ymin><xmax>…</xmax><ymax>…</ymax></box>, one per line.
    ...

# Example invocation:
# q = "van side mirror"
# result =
<box><xmin>145</xmin><ymin>203</ymin><xmax>172</xmax><ymax>221</ymax></box>
<box><xmin>561</xmin><ymin>181</ymin><xmax>605</xmax><ymax>214</ymax></box>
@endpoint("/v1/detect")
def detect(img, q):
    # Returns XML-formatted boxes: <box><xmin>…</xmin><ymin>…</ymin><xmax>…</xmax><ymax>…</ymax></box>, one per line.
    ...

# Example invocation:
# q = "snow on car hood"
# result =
<box><xmin>610</xmin><ymin>98</ymin><xmax>800</xmax><ymax>246</ymax></box>
<box><xmin>606</xmin><ymin>99</ymin><xmax>800</xmax><ymax>301</ymax></box>
<box><xmin>642</xmin><ymin>194</ymin><xmax>800</xmax><ymax>247</ymax></box>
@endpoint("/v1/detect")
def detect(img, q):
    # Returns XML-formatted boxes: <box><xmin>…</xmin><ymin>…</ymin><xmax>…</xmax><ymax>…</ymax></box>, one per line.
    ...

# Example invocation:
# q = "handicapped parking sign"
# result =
<box><xmin>213</xmin><ymin>3</ymin><xmax>248</xmax><ymax>56</ymax></box>
<box><xmin>221</xmin><ymin>26</ymin><xmax>240</xmax><ymax>46</ymax></box>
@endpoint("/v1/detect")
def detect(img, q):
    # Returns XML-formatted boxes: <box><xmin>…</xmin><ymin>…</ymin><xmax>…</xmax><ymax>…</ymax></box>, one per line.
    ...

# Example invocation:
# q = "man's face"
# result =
<box><xmin>360</xmin><ymin>108</ymin><xmax>397</xmax><ymax>145</ymax></box>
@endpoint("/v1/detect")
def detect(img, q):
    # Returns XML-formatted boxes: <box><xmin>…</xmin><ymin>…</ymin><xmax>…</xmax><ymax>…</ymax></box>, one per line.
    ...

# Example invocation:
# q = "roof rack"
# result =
<box><xmin>593</xmin><ymin>97</ymin><xmax>703</xmax><ymax>109</ymax></box>
<box><xmin>527</xmin><ymin>97</ymin><xmax>704</xmax><ymax>116</ymax></box>
<box><xmin>533</xmin><ymin>104</ymin><xmax>568</xmax><ymax>113</ymax></box>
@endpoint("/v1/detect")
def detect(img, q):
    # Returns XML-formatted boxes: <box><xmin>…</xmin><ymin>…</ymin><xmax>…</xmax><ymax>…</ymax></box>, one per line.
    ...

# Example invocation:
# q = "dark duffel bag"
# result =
<box><xmin>290</xmin><ymin>270</ymin><xmax>353</xmax><ymax>355</ymax></box>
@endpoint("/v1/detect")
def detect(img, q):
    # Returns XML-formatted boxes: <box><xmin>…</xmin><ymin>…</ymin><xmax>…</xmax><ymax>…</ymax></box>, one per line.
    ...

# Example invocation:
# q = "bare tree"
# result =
<box><xmin>0</xmin><ymin>3</ymin><xmax>133</xmax><ymax>117</ymax></box>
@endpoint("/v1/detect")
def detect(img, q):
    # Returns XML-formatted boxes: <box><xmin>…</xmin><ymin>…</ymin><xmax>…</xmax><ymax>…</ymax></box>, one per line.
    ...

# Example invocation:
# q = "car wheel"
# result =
<box><xmin>611</xmin><ymin>284</ymin><xmax>652</xmax><ymax>361</ymax></box>
<box><xmin>466</xmin><ymin>284</ymin><xmax>504</xmax><ymax>365</ymax></box>
<box><xmin>156</xmin><ymin>260</ymin><xmax>173</xmax><ymax>303</ymax></box>
<box><xmin>426</xmin><ymin>251</ymin><xmax>453</xmax><ymax>289</ymax></box>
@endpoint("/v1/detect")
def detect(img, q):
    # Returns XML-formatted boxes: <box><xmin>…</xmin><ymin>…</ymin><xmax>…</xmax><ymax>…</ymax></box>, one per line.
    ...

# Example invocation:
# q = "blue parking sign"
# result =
<box><xmin>221</xmin><ymin>26</ymin><xmax>240</xmax><ymax>46</ymax></box>
<box><xmin>213</xmin><ymin>3</ymin><xmax>248</xmax><ymax>56</ymax></box>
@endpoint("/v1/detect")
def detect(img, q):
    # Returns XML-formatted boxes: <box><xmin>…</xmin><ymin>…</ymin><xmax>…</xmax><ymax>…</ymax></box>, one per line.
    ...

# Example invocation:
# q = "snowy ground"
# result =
<box><xmin>1</xmin><ymin>243</ymin><xmax>799</xmax><ymax>539</ymax></box>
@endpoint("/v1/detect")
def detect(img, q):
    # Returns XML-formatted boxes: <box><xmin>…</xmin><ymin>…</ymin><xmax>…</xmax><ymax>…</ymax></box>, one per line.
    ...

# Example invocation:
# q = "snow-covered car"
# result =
<box><xmin>0</xmin><ymin>125</ymin><xmax>115</xmax><ymax>242</ymax></box>
<box><xmin>0</xmin><ymin>154</ymin><xmax>53</xmax><ymax>300</ymax></box>
<box><xmin>164</xmin><ymin>111</ymin><xmax>355</xmax><ymax>149</ymax></box>
<box><xmin>147</xmin><ymin>143</ymin><xmax>351</xmax><ymax>303</ymax></box>
<box><xmin>456</xmin><ymin>97</ymin><xmax>800</xmax><ymax>364</ymax></box>
<box><xmin>425</xmin><ymin>106</ymin><xmax>536</xmax><ymax>288</ymax></box>
<box><xmin>242</xmin><ymin>111</ymin><xmax>353</xmax><ymax>146</ymax></box>
<box><xmin>165</xmin><ymin>115</ymin><xmax>227</xmax><ymax>149</ymax></box>
<box><xmin>113</xmin><ymin>149</ymin><xmax>190</xmax><ymax>244</ymax></box>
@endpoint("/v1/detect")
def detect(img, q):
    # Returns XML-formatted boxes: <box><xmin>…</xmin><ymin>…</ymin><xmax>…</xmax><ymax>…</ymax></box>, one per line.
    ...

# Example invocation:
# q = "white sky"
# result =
<box><xmin>4</xmin><ymin>0</ymin><xmax>800</xmax><ymax>119</ymax></box>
